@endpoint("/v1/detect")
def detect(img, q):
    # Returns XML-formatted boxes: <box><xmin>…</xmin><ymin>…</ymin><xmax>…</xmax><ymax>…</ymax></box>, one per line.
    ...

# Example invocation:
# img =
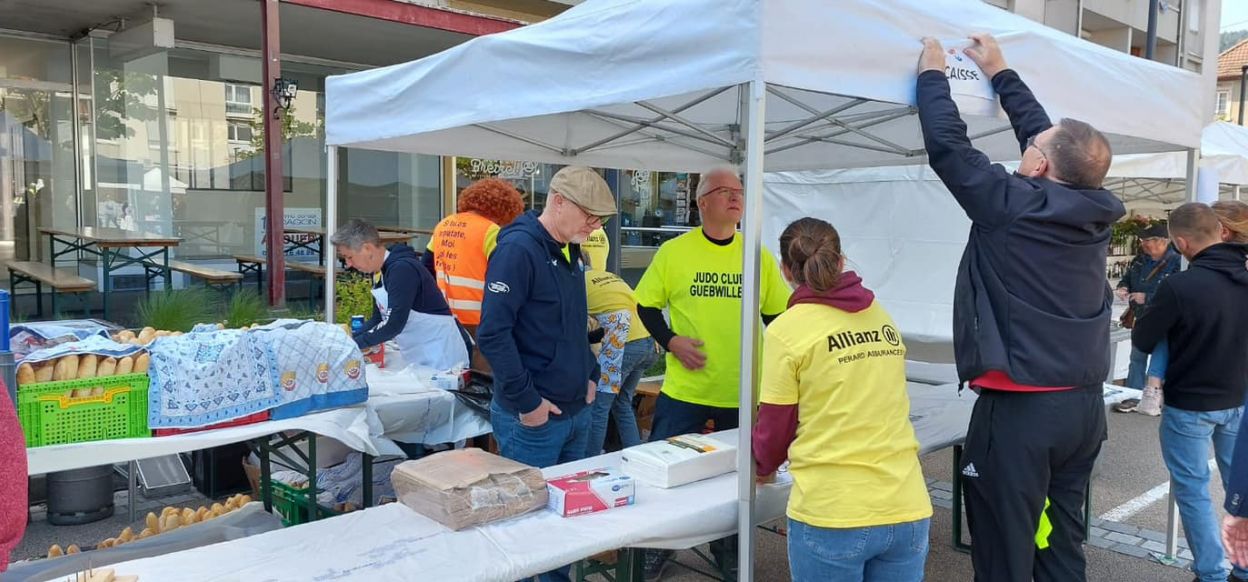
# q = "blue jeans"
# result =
<box><xmin>1127</xmin><ymin>346</ymin><xmax>1150</xmax><ymax>389</ymax></box>
<box><xmin>490</xmin><ymin>399</ymin><xmax>592</xmax><ymax>582</ymax></box>
<box><xmin>787</xmin><ymin>518</ymin><xmax>930</xmax><ymax>582</ymax></box>
<box><xmin>585</xmin><ymin>338</ymin><xmax>657</xmax><ymax>457</ymax></box>
<box><xmin>1160</xmin><ymin>406</ymin><xmax>1248</xmax><ymax>582</ymax></box>
<box><xmin>1146</xmin><ymin>339</ymin><xmax>1169</xmax><ymax>381</ymax></box>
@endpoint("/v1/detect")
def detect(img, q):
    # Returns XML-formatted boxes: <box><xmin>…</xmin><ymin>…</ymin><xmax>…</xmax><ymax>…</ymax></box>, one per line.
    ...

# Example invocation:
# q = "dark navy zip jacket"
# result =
<box><xmin>918</xmin><ymin>69</ymin><xmax>1126</xmax><ymax>387</ymax></box>
<box><xmin>478</xmin><ymin>212</ymin><xmax>599</xmax><ymax>416</ymax></box>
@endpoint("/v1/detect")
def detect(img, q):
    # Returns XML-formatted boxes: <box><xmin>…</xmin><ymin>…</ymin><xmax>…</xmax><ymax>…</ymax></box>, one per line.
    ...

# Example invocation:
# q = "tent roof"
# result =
<box><xmin>1107</xmin><ymin>122</ymin><xmax>1248</xmax><ymax>190</ymax></box>
<box><xmin>326</xmin><ymin>0</ymin><xmax>1202</xmax><ymax>173</ymax></box>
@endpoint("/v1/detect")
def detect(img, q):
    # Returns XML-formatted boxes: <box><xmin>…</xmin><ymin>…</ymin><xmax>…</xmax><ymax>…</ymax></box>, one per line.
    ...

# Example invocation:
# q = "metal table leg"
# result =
<box><xmin>362</xmin><ymin>452</ymin><xmax>373</xmax><ymax>508</ymax></box>
<box><xmin>128</xmin><ymin>460</ymin><xmax>138</xmax><ymax>523</ymax></box>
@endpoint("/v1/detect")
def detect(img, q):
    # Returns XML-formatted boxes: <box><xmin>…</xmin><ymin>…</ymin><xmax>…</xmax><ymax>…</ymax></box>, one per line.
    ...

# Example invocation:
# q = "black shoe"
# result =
<box><xmin>1114</xmin><ymin>399</ymin><xmax>1140</xmax><ymax>413</ymax></box>
<box><xmin>643</xmin><ymin>549</ymin><xmax>673</xmax><ymax>582</ymax></box>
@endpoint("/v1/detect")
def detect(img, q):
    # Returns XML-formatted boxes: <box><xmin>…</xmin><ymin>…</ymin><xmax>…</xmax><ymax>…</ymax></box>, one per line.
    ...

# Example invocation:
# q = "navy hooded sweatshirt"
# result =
<box><xmin>353</xmin><ymin>244</ymin><xmax>453</xmax><ymax>350</ymax></box>
<box><xmin>477</xmin><ymin>212</ymin><xmax>599</xmax><ymax>417</ymax></box>
<box><xmin>918</xmin><ymin>68</ymin><xmax>1126</xmax><ymax>388</ymax></box>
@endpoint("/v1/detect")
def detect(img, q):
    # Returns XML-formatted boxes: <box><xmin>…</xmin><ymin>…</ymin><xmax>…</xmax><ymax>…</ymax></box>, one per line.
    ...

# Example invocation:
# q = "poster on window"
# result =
<box><xmin>254</xmin><ymin>208</ymin><xmax>322</xmax><ymax>258</ymax></box>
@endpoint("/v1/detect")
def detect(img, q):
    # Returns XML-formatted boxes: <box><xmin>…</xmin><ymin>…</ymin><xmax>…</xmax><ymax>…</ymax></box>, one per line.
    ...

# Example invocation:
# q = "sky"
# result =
<box><xmin>1225</xmin><ymin>0</ymin><xmax>1248</xmax><ymax>33</ymax></box>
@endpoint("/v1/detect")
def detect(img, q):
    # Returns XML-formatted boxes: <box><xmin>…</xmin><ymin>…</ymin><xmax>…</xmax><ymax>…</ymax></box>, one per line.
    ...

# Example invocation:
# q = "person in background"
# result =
<box><xmin>634</xmin><ymin>166</ymin><xmax>791</xmax><ymax>581</ymax></box>
<box><xmin>424</xmin><ymin>178</ymin><xmax>525</xmax><ymax>371</ymax></box>
<box><xmin>332</xmin><ymin>219</ymin><xmax>468</xmax><ymax>372</ymax></box>
<box><xmin>477</xmin><ymin>166</ymin><xmax>617</xmax><ymax>582</ymax></box>
<box><xmin>1133</xmin><ymin>203</ymin><xmax>1248</xmax><ymax>582</ymax></box>
<box><xmin>754</xmin><ymin>217</ymin><xmax>931</xmax><ymax>582</ymax></box>
<box><xmin>583</xmin><ymin>252</ymin><xmax>657</xmax><ymax>457</ymax></box>
<box><xmin>918</xmin><ymin>34</ymin><xmax>1123</xmax><ymax>581</ymax></box>
<box><xmin>0</xmin><ymin>381</ymin><xmax>26</xmax><ymax>572</ymax></box>
<box><xmin>1136</xmin><ymin>202</ymin><xmax>1248</xmax><ymax>418</ymax></box>
<box><xmin>1112</xmin><ymin>222</ymin><xmax>1180</xmax><ymax>415</ymax></box>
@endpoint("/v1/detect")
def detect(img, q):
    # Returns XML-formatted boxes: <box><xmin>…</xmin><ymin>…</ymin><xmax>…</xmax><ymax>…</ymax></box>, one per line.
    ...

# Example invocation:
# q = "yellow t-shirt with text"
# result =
<box><xmin>761</xmin><ymin>301</ymin><xmax>932</xmax><ymax>529</ymax></box>
<box><xmin>634</xmin><ymin>229</ymin><xmax>791</xmax><ymax>408</ymax></box>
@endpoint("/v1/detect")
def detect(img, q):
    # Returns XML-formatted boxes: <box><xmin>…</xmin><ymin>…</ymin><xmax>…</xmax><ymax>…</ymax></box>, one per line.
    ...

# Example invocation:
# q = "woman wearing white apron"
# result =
<box><xmin>331</xmin><ymin>220</ymin><xmax>469</xmax><ymax>372</ymax></box>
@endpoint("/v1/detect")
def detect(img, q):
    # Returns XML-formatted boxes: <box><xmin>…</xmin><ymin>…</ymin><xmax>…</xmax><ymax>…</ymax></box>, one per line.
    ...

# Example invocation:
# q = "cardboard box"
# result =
<box><xmin>546</xmin><ymin>468</ymin><xmax>635</xmax><ymax>517</ymax></box>
<box><xmin>620</xmin><ymin>434</ymin><xmax>736</xmax><ymax>489</ymax></box>
<box><xmin>392</xmin><ymin>449</ymin><xmax>548</xmax><ymax>530</ymax></box>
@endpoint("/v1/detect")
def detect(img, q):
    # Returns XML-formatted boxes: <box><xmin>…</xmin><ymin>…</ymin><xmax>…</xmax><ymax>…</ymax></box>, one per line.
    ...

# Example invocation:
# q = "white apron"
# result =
<box><xmin>372</xmin><ymin>284</ymin><xmax>469</xmax><ymax>372</ymax></box>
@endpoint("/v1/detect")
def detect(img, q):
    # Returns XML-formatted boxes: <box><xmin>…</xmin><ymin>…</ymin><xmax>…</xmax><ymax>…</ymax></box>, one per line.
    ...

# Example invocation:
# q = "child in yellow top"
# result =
<box><xmin>753</xmin><ymin>217</ymin><xmax>931</xmax><ymax>582</ymax></box>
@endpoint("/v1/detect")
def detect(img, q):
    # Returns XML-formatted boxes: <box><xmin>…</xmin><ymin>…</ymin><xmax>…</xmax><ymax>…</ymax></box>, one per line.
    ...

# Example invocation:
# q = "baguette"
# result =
<box><xmin>116</xmin><ymin>330</ymin><xmax>136</xmax><ymax>343</ymax></box>
<box><xmin>138</xmin><ymin>527</ymin><xmax>154</xmax><ymax>539</ymax></box>
<box><xmin>34</xmin><ymin>363</ymin><xmax>53</xmax><ymax>382</ymax></box>
<box><xmin>89</xmin><ymin>387</ymin><xmax>105</xmax><ymax>397</ymax></box>
<box><xmin>134</xmin><ymin>353</ymin><xmax>151</xmax><ymax>374</ymax></box>
<box><xmin>16</xmin><ymin>363</ymin><xmax>34</xmax><ymax>386</ymax></box>
<box><xmin>116</xmin><ymin>356</ymin><xmax>134</xmax><ymax>376</ymax></box>
<box><xmin>47</xmin><ymin>544</ymin><xmax>63</xmax><ymax>558</ymax></box>
<box><xmin>52</xmin><ymin>355</ymin><xmax>78</xmax><ymax>381</ymax></box>
<box><xmin>138</xmin><ymin>327</ymin><xmax>156</xmax><ymax>344</ymax></box>
<box><xmin>99</xmin><ymin>538</ymin><xmax>115</xmax><ymax>549</ymax></box>
<box><xmin>181</xmin><ymin>507</ymin><xmax>196</xmax><ymax>525</ymax></box>
<box><xmin>78</xmin><ymin>355</ymin><xmax>99</xmax><ymax>379</ymax></box>
<box><xmin>118</xmin><ymin>526</ymin><xmax>134</xmax><ymax>543</ymax></box>
<box><xmin>97</xmin><ymin>357</ymin><xmax>117</xmax><ymax>377</ymax></box>
<box><xmin>66</xmin><ymin>544</ymin><xmax>80</xmax><ymax>555</ymax></box>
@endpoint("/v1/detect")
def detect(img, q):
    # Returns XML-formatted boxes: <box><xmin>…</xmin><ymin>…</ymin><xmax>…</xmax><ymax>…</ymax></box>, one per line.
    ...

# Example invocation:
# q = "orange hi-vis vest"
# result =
<box><xmin>431</xmin><ymin>211</ymin><xmax>496</xmax><ymax>326</ymax></box>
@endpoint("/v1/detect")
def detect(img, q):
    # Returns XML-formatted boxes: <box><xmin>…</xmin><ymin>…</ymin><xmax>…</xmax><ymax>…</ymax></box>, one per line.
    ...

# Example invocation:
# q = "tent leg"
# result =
<box><xmin>737</xmin><ymin>78</ymin><xmax>767</xmax><ymax>582</ymax></box>
<box><xmin>1235</xmin><ymin>185</ymin><xmax>1242</xmax><ymax>202</ymax></box>
<box><xmin>325</xmin><ymin>146</ymin><xmax>338</xmax><ymax>323</ymax></box>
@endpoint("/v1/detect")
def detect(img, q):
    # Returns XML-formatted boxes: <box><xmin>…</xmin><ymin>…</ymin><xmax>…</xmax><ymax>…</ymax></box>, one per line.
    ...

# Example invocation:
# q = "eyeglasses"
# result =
<box><xmin>564</xmin><ymin>196</ymin><xmax>608</xmax><ymax>228</ymax></box>
<box><xmin>1026</xmin><ymin>135</ymin><xmax>1048</xmax><ymax>160</ymax></box>
<box><xmin>704</xmin><ymin>187</ymin><xmax>744</xmax><ymax>200</ymax></box>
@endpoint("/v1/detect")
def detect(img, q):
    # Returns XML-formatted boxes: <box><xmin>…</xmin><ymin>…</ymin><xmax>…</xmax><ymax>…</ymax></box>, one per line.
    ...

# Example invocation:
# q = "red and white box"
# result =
<box><xmin>546</xmin><ymin>468</ymin><xmax>635</xmax><ymax>518</ymax></box>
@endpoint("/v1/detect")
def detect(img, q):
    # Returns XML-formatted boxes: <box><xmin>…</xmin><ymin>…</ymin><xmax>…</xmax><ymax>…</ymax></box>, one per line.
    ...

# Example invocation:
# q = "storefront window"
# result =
<box><xmin>81</xmin><ymin>41</ymin><xmax>442</xmax><ymax>264</ymax></box>
<box><xmin>0</xmin><ymin>35</ymin><xmax>78</xmax><ymax>265</ymax></box>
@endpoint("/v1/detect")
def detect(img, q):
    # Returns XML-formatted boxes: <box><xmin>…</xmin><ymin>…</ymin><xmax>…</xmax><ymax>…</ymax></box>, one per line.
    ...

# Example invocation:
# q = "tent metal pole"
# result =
<box><xmin>1166</xmin><ymin>147</ymin><xmax>1199</xmax><ymax>560</ymax></box>
<box><xmin>737</xmin><ymin>77</ymin><xmax>767</xmax><ymax>582</ymax></box>
<box><xmin>324</xmin><ymin>145</ymin><xmax>338</xmax><ymax>323</ymax></box>
<box><xmin>1236</xmin><ymin>185</ymin><xmax>1242</xmax><ymax>202</ymax></box>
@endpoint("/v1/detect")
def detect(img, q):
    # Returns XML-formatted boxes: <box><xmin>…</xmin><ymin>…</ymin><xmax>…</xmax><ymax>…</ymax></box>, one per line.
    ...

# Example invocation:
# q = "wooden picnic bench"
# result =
<box><xmin>7</xmin><ymin>261</ymin><xmax>96</xmax><ymax>317</ymax></box>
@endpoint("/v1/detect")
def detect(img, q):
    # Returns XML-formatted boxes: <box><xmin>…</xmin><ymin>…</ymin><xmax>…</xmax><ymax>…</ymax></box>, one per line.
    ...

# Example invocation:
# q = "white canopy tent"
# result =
<box><xmin>1106</xmin><ymin>121</ymin><xmax>1248</xmax><ymax>209</ymax></box>
<box><xmin>324</xmin><ymin>0</ymin><xmax>1202</xmax><ymax>576</ymax></box>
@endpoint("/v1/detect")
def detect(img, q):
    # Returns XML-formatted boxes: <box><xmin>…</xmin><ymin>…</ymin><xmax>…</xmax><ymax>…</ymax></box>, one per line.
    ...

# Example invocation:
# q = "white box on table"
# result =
<box><xmin>620</xmin><ymin>434</ymin><xmax>736</xmax><ymax>489</ymax></box>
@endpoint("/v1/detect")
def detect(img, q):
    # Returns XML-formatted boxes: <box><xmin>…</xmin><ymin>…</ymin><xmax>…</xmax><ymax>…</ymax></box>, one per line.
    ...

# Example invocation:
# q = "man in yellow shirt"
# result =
<box><xmin>634</xmin><ymin>166</ymin><xmax>791</xmax><ymax>580</ymax></box>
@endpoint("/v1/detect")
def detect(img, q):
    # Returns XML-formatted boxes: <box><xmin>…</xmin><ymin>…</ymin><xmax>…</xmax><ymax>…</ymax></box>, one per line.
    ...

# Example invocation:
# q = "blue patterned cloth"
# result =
<box><xmin>593</xmin><ymin>311</ymin><xmax>630</xmax><ymax>394</ymax></box>
<box><xmin>147</xmin><ymin>330</ymin><xmax>280</xmax><ymax>428</ymax></box>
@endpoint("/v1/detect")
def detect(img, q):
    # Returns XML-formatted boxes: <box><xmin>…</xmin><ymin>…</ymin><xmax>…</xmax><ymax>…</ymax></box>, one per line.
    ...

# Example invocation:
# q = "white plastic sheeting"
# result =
<box><xmin>326</xmin><ymin>0</ymin><xmax>1200</xmax><ymax>173</ymax></box>
<box><xmin>1109</xmin><ymin>122</ymin><xmax>1248</xmax><ymax>186</ymax></box>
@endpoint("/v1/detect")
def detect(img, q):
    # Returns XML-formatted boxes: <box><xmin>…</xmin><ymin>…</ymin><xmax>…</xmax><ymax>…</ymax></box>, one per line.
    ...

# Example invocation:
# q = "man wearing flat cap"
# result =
<box><xmin>1114</xmin><ymin>221</ymin><xmax>1180</xmax><ymax>411</ymax></box>
<box><xmin>478</xmin><ymin>164</ymin><xmax>617</xmax><ymax>468</ymax></box>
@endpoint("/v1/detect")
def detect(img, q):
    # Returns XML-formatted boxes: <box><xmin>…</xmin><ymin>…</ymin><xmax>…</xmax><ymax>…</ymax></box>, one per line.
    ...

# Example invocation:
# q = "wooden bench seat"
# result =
<box><xmin>167</xmin><ymin>260</ymin><xmax>243</xmax><ymax>286</ymax></box>
<box><xmin>7</xmin><ymin>261</ymin><xmax>96</xmax><ymax>317</ymax></box>
<box><xmin>7</xmin><ymin>262</ymin><xmax>95</xmax><ymax>292</ymax></box>
<box><xmin>233</xmin><ymin>255</ymin><xmax>266</xmax><ymax>266</ymax></box>
<box><xmin>287</xmin><ymin>261</ymin><xmax>326</xmax><ymax>277</ymax></box>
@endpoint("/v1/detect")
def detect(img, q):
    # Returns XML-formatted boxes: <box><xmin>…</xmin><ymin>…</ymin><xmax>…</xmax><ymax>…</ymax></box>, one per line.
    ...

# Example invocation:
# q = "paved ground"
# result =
<box><xmin>10</xmin><ymin>406</ymin><xmax>1228</xmax><ymax>581</ymax></box>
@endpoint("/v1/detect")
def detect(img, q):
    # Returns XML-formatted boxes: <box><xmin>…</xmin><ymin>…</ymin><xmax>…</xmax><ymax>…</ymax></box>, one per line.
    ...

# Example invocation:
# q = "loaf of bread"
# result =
<box><xmin>17</xmin><ymin>363</ymin><xmax>34</xmax><ymax>385</ymax></box>
<box><xmin>78</xmin><ymin>355</ymin><xmax>99</xmax><ymax>379</ymax></box>
<box><xmin>116</xmin><ymin>356</ymin><xmax>134</xmax><ymax>376</ymax></box>
<box><xmin>97</xmin><ymin>357</ymin><xmax>117</xmax><ymax>377</ymax></box>
<box><xmin>134</xmin><ymin>353</ymin><xmax>150</xmax><ymax>374</ymax></box>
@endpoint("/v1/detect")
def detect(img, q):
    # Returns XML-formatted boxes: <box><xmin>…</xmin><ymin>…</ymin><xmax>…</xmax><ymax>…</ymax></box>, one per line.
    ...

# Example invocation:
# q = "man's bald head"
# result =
<box><xmin>1047</xmin><ymin>118</ymin><xmax>1112</xmax><ymax>189</ymax></box>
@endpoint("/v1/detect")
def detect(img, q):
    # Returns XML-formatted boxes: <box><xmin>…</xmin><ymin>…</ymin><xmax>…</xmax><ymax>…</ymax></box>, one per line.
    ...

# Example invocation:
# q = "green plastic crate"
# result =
<box><xmin>269</xmin><ymin>480</ymin><xmax>340</xmax><ymax>526</ymax></box>
<box><xmin>17</xmin><ymin>373</ymin><xmax>150</xmax><ymax>447</ymax></box>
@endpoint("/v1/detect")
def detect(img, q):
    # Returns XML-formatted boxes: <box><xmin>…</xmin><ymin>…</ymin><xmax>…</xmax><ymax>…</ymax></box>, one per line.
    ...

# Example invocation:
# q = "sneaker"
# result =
<box><xmin>1137</xmin><ymin>385</ymin><xmax>1162</xmax><ymax>416</ymax></box>
<box><xmin>1114</xmin><ymin>398</ymin><xmax>1139</xmax><ymax>413</ymax></box>
<box><xmin>643</xmin><ymin>549</ymin><xmax>673</xmax><ymax>582</ymax></box>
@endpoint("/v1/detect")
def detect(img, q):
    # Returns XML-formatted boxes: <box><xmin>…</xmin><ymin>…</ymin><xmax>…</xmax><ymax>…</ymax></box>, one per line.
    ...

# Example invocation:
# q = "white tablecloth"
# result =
<box><xmin>26</xmin><ymin>407</ymin><xmax>380</xmax><ymax>476</ymax></box>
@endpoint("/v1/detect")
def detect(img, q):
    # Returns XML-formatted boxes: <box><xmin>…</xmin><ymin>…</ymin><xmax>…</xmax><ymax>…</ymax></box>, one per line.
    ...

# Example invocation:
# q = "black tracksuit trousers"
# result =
<box><xmin>959</xmin><ymin>385</ymin><xmax>1107</xmax><ymax>582</ymax></box>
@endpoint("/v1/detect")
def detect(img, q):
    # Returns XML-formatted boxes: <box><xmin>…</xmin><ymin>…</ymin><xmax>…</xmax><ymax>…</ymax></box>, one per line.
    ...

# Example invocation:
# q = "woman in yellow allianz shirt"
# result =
<box><xmin>753</xmin><ymin>217</ymin><xmax>931</xmax><ymax>582</ymax></box>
